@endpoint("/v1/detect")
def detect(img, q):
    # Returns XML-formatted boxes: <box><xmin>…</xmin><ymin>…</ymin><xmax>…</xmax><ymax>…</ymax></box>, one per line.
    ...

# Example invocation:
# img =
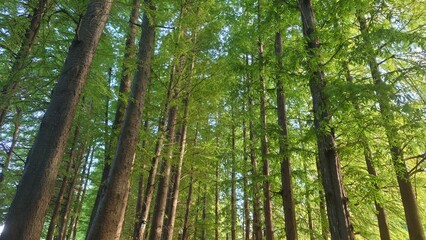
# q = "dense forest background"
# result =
<box><xmin>0</xmin><ymin>0</ymin><xmax>425</xmax><ymax>239</ymax></box>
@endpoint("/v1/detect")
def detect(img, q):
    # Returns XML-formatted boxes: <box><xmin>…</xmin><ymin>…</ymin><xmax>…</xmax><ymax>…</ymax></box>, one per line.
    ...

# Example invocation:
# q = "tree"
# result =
<box><xmin>0</xmin><ymin>1</ymin><xmax>113</xmax><ymax>239</ymax></box>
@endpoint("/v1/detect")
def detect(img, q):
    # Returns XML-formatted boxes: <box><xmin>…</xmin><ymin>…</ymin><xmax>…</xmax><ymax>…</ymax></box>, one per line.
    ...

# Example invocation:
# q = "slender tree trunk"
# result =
<box><xmin>231</xmin><ymin>125</ymin><xmax>237</xmax><ymax>240</ymax></box>
<box><xmin>0</xmin><ymin>1</ymin><xmax>113</xmax><ymax>238</ymax></box>
<box><xmin>0</xmin><ymin>0</ymin><xmax>48</xmax><ymax>129</ymax></box>
<box><xmin>357</xmin><ymin>14</ymin><xmax>425</xmax><ymax>240</ymax></box>
<box><xmin>46</xmin><ymin>126</ymin><xmax>80</xmax><ymax>240</ymax></box>
<box><xmin>242</xmin><ymin>118</ymin><xmax>251</xmax><ymax>240</ymax></box>
<box><xmin>57</xmin><ymin>146</ymin><xmax>85</xmax><ymax>240</ymax></box>
<box><xmin>246</xmin><ymin>54</ymin><xmax>263</xmax><ymax>240</ymax></box>
<box><xmin>201</xmin><ymin>188</ymin><xmax>207</xmax><ymax>240</ymax></box>
<box><xmin>0</xmin><ymin>108</ymin><xmax>21</xmax><ymax>185</ymax></box>
<box><xmin>258</xmin><ymin>36</ymin><xmax>274</xmax><ymax>240</ymax></box>
<box><xmin>133</xmin><ymin>120</ymin><xmax>149</xmax><ymax>240</ymax></box>
<box><xmin>303</xmin><ymin>162</ymin><xmax>314</xmax><ymax>240</ymax></box>
<box><xmin>72</xmin><ymin>146</ymin><xmax>94</xmax><ymax>240</ymax></box>
<box><xmin>148</xmin><ymin>96</ymin><xmax>179</xmax><ymax>240</ymax></box>
<box><xmin>297</xmin><ymin>0</ymin><xmax>354</xmax><ymax>239</ymax></box>
<box><xmin>215</xmin><ymin>144</ymin><xmax>220</xmax><ymax>240</ymax></box>
<box><xmin>163</xmin><ymin>58</ymin><xmax>194</xmax><ymax>240</ymax></box>
<box><xmin>181</xmin><ymin>164</ymin><xmax>194</xmax><ymax>240</ymax></box>
<box><xmin>86</xmin><ymin>0</ymin><xmax>155</xmax><ymax>238</ymax></box>
<box><xmin>275</xmin><ymin>30</ymin><xmax>298</xmax><ymax>240</ymax></box>
<box><xmin>343</xmin><ymin>62</ymin><xmax>391</xmax><ymax>240</ymax></box>
<box><xmin>88</xmin><ymin>0</ymin><xmax>140</xmax><ymax>228</ymax></box>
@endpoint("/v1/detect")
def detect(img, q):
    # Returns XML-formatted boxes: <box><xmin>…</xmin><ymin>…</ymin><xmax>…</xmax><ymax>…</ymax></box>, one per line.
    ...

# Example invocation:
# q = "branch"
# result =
<box><xmin>0</xmin><ymin>44</ymin><xmax>17</xmax><ymax>58</ymax></box>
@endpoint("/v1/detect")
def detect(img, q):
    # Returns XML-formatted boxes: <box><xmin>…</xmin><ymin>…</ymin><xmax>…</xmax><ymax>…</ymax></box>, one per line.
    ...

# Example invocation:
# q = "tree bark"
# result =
<box><xmin>275</xmin><ymin>30</ymin><xmax>298</xmax><ymax>240</ymax></box>
<box><xmin>357</xmin><ymin>14</ymin><xmax>425</xmax><ymax>240</ymax></box>
<box><xmin>0</xmin><ymin>108</ymin><xmax>21</xmax><ymax>185</ymax></box>
<box><xmin>231</xmin><ymin>125</ymin><xmax>237</xmax><ymax>240</ymax></box>
<box><xmin>86</xmin><ymin>0</ymin><xmax>155</xmax><ymax>238</ymax></box>
<box><xmin>0</xmin><ymin>1</ymin><xmax>112</xmax><ymax>239</ymax></box>
<box><xmin>181</xmin><ymin>164</ymin><xmax>194</xmax><ymax>240</ymax></box>
<box><xmin>88</xmin><ymin>0</ymin><xmax>140</xmax><ymax>228</ymax></box>
<box><xmin>343</xmin><ymin>62</ymin><xmax>391</xmax><ymax>240</ymax></box>
<box><xmin>298</xmin><ymin>0</ymin><xmax>354</xmax><ymax>239</ymax></box>
<box><xmin>148</xmin><ymin>93</ymin><xmax>179</xmax><ymax>240</ymax></box>
<box><xmin>0</xmin><ymin>0</ymin><xmax>48</xmax><ymax>129</ymax></box>
<box><xmin>242</xmin><ymin>118</ymin><xmax>251</xmax><ymax>240</ymax></box>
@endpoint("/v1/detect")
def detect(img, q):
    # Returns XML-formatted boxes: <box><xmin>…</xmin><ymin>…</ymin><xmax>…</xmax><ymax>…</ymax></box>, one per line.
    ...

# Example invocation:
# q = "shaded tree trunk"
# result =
<box><xmin>86</xmin><ymin>0</ymin><xmax>155</xmax><ymax>238</ymax></box>
<box><xmin>181</xmin><ymin>164</ymin><xmax>194</xmax><ymax>240</ymax></box>
<box><xmin>46</xmin><ymin>126</ymin><xmax>80</xmax><ymax>240</ymax></box>
<box><xmin>242</xmin><ymin>118</ymin><xmax>251</xmax><ymax>240</ymax></box>
<box><xmin>231</xmin><ymin>125</ymin><xmax>237</xmax><ymax>240</ymax></box>
<box><xmin>0</xmin><ymin>2</ymin><xmax>112</xmax><ymax>238</ymax></box>
<box><xmin>275</xmin><ymin>29</ymin><xmax>298</xmax><ymax>240</ymax></box>
<box><xmin>357</xmin><ymin>14</ymin><xmax>425</xmax><ymax>240</ymax></box>
<box><xmin>88</xmin><ymin>0</ymin><xmax>140</xmax><ymax>228</ymax></box>
<box><xmin>215</xmin><ymin>143</ymin><xmax>220</xmax><ymax>240</ymax></box>
<box><xmin>297</xmin><ymin>0</ymin><xmax>354</xmax><ymax>239</ymax></box>
<box><xmin>0</xmin><ymin>0</ymin><xmax>48</xmax><ymax>129</ymax></box>
<box><xmin>0</xmin><ymin>108</ymin><xmax>21</xmax><ymax>185</ymax></box>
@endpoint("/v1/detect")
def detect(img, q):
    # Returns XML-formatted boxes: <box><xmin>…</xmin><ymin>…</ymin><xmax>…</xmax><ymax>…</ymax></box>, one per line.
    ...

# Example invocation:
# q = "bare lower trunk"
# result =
<box><xmin>86</xmin><ymin>0</ymin><xmax>155</xmax><ymax>238</ymax></box>
<box><xmin>275</xmin><ymin>30</ymin><xmax>297</xmax><ymax>240</ymax></box>
<box><xmin>0</xmin><ymin>2</ymin><xmax>112</xmax><ymax>237</ymax></box>
<box><xmin>215</xmin><ymin>150</ymin><xmax>220</xmax><ymax>240</ymax></box>
<box><xmin>0</xmin><ymin>0</ymin><xmax>48</xmax><ymax>129</ymax></box>
<box><xmin>298</xmin><ymin>1</ymin><xmax>354</xmax><ymax>239</ymax></box>
<box><xmin>242</xmin><ymin>119</ymin><xmax>251</xmax><ymax>240</ymax></box>
<box><xmin>231</xmin><ymin>125</ymin><xmax>237</xmax><ymax>240</ymax></box>
<box><xmin>148</xmin><ymin>102</ymin><xmax>179</xmax><ymax>239</ymax></box>
<box><xmin>181</xmin><ymin>165</ymin><xmax>194</xmax><ymax>240</ymax></box>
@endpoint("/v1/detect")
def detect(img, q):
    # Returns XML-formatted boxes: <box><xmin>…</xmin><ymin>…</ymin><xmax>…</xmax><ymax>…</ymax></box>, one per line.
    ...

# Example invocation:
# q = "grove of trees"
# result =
<box><xmin>0</xmin><ymin>0</ymin><xmax>425</xmax><ymax>239</ymax></box>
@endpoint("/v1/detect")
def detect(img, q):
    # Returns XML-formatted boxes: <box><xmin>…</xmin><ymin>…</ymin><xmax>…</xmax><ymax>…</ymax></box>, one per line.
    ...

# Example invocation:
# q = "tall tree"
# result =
<box><xmin>86</xmin><ymin>0</ymin><xmax>156</xmax><ymax>238</ymax></box>
<box><xmin>297</xmin><ymin>0</ymin><xmax>354</xmax><ymax>239</ymax></box>
<box><xmin>0</xmin><ymin>1</ymin><xmax>113</xmax><ymax>239</ymax></box>
<box><xmin>357</xmin><ymin>12</ymin><xmax>425</xmax><ymax>240</ymax></box>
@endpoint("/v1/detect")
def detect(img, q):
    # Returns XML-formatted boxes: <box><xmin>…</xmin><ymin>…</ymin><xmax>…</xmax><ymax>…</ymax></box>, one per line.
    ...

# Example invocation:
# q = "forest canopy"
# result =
<box><xmin>0</xmin><ymin>0</ymin><xmax>425</xmax><ymax>239</ymax></box>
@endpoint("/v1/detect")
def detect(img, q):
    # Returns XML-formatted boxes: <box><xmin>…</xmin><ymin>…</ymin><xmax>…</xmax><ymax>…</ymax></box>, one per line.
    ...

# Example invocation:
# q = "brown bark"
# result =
<box><xmin>215</xmin><ymin>144</ymin><xmax>220</xmax><ymax>240</ymax></box>
<box><xmin>247</xmin><ymin>75</ymin><xmax>262</xmax><ymax>240</ymax></box>
<box><xmin>86</xmin><ymin>0</ymin><xmax>155</xmax><ymax>238</ymax></box>
<box><xmin>163</xmin><ymin>57</ymin><xmax>194</xmax><ymax>240</ymax></box>
<box><xmin>181</xmin><ymin>165</ymin><xmax>194</xmax><ymax>240</ymax></box>
<box><xmin>0</xmin><ymin>1</ymin><xmax>112</xmax><ymax>239</ymax></box>
<box><xmin>258</xmin><ymin>37</ymin><xmax>274</xmax><ymax>240</ymax></box>
<box><xmin>275</xmin><ymin>30</ymin><xmax>298</xmax><ymax>240</ymax></box>
<box><xmin>88</xmin><ymin>0</ymin><xmax>140</xmax><ymax>228</ymax></box>
<box><xmin>231</xmin><ymin>125</ymin><xmax>237</xmax><ymax>240</ymax></box>
<box><xmin>148</xmin><ymin>95</ymin><xmax>179</xmax><ymax>240</ymax></box>
<box><xmin>242</xmin><ymin>118</ymin><xmax>251</xmax><ymax>240</ymax></box>
<box><xmin>133</xmin><ymin>119</ymin><xmax>149</xmax><ymax>240</ymax></box>
<box><xmin>343</xmin><ymin>62</ymin><xmax>391</xmax><ymax>240</ymax></box>
<box><xmin>298</xmin><ymin>0</ymin><xmax>354</xmax><ymax>239</ymax></box>
<box><xmin>46</xmin><ymin>126</ymin><xmax>80</xmax><ymax>240</ymax></box>
<box><xmin>357</xmin><ymin>14</ymin><xmax>425</xmax><ymax>240</ymax></box>
<box><xmin>201</xmin><ymin>189</ymin><xmax>207</xmax><ymax>240</ymax></box>
<box><xmin>0</xmin><ymin>0</ymin><xmax>48</xmax><ymax>129</ymax></box>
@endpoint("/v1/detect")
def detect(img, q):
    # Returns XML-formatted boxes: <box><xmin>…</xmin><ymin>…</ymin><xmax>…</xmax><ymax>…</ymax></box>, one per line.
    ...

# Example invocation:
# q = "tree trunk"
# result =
<box><xmin>88</xmin><ymin>0</ymin><xmax>140</xmax><ymax>228</ymax></box>
<box><xmin>357</xmin><ymin>14</ymin><xmax>425</xmax><ymax>240</ymax></box>
<box><xmin>215</xmin><ymin>145</ymin><xmax>220</xmax><ymax>240</ymax></box>
<box><xmin>275</xmin><ymin>30</ymin><xmax>298</xmax><ymax>240</ymax></box>
<box><xmin>46</xmin><ymin>126</ymin><xmax>80</xmax><ymax>240</ymax></box>
<box><xmin>231</xmin><ymin>125</ymin><xmax>237</xmax><ymax>240</ymax></box>
<box><xmin>297</xmin><ymin>0</ymin><xmax>354</xmax><ymax>239</ymax></box>
<box><xmin>258</xmin><ymin>36</ymin><xmax>274</xmax><ymax>240</ymax></box>
<box><xmin>0</xmin><ymin>2</ymin><xmax>112</xmax><ymax>237</ymax></box>
<box><xmin>148</xmin><ymin>96</ymin><xmax>179</xmax><ymax>240</ymax></box>
<box><xmin>201</xmin><ymin>189</ymin><xmax>207</xmax><ymax>240</ymax></box>
<box><xmin>0</xmin><ymin>0</ymin><xmax>48</xmax><ymax>129</ymax></box>
<box><xmin>343</xmin><ymin>62</ymin><xmax>391</xmax><ymax>240</ymax></box>
<box><xmin>133</xmin><ymin>120</ymin><xmax>149</xmax><ymax>240</ymax></box>
<box><xmin>242</xmin><ymin>118</ymin><xmax>251</xmax><ymax>240</ymax></box>
<box><xmin>181</xmin><ymin>164</ymin><xmax>194</xmax><ymax>240</ymax></box>
<box><xmin>0</xmin><ymin>108</ymin><xmax>21</xmax><ymax>185</ymax></box>
<box><xmin>163</xmin><ymin>57</ymin><xmax>194</xmax><ymax>240</ymax></box>
<box><xmin>86</xmin><ymin>0</ymin><xmax>155</xmax><ymax>238</ymax></box>
<box><xmin>246</xmin><ymin>54</ymin><xmax>263</xmax><ymax>240</ymax></box>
